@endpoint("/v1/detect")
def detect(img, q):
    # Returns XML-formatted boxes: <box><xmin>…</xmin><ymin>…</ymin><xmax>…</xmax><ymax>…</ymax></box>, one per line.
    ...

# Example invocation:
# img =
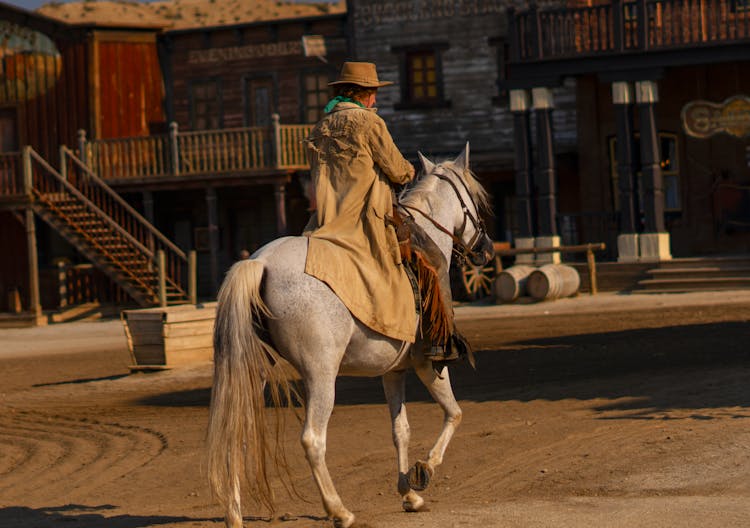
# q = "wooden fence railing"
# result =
<box><xmin>510</xmin><ymin>0</ymin><xmax>750</xmax><ymax>62</ymax></box>
<box><xmin>79</xmin><ymin>115</ymin><xmax>312</xmax><ymax>181</ymax></box>
<box><xmin>0</xmin><ymin>152</ymin><xmax>22</xmax><ymax>196</ymax></box>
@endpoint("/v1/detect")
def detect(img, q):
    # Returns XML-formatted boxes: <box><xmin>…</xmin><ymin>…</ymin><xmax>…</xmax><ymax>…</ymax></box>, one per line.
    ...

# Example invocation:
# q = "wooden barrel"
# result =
<box><xmin>493</xmin><ymin>265</ymin><xmax>536</xmax><ymax>303</ymax></box>
<box><xmin>527</xmin><ymin>264</ymin><xmax>580</xmax><ymax>301</ymax></box>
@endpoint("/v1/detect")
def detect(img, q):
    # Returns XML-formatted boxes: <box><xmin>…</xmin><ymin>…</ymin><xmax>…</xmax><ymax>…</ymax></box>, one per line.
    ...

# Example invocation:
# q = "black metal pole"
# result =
<box><xmin>533</xmin><ymin>89</ymin><xmax>557</xmax><ymax>237</ymax></box>
<box><xmin>511</xmin><ymin>90</ymin><xmax>535</xmax><ymax>238</ymax></box>
<box><xmin>636</xmin><ymin>81</ymin><xmax>665</xmax><ymax>233</ymax></box>
<box><xmin>612</xmin><ymin>83</ymin><xmax>638</xmax><ymax>233</ymax></box>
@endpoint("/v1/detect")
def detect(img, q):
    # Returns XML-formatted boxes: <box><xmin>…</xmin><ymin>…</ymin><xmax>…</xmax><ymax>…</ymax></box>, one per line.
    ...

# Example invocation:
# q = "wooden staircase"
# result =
<box><xmin>634</xmin><ymin>256</ymin><xmax>750</xmax><ymax>293</ymax></box>
<box><xmin>25</xmin><ymin>147</ymin><xmax>191</xmax><ymax>307</ymax></box>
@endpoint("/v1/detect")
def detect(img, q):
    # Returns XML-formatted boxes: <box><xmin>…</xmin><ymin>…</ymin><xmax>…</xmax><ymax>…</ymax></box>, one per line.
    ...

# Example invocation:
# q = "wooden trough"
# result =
<box><xmin>121</xmin><ymin>302</ymin><xmax>216</xmax><ymax>370</ymax></box>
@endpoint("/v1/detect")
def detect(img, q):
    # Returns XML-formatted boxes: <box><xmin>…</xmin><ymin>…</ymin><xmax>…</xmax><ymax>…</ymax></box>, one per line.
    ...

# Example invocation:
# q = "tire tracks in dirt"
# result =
<box><xmin>0</xmin><ymin>408</ymin><xmax>167</xmax><ymax>503</ymax></box>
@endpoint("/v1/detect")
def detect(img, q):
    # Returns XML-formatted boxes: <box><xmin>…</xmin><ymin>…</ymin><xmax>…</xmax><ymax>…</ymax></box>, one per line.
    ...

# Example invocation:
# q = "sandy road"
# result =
<box><xmin>0</xmin><ymin>291</ymin><xmax>749</xmax><ymax>527</ymax></box>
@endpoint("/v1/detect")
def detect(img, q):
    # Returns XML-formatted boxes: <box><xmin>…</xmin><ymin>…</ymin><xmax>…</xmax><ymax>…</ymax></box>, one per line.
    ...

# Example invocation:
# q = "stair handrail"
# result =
<box><xmin>60</xmin><ymin>146</ymin><xmax>187</xmax><ymax>261</ymax></box>
<box><xmin>27</xmin><ymin>147</ymin><xmax>157</xmax><ymax>262</ymax></box>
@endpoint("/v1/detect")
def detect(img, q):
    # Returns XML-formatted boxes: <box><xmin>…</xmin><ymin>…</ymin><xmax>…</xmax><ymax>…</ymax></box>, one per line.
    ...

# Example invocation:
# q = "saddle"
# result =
<box><xmin>387</xmin><ymin>207</ymin><xmax>452</xmax><ymax>349</ymax></box>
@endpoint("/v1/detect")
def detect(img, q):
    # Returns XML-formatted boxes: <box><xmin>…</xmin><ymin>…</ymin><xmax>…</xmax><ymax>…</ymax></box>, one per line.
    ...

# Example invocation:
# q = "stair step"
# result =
<box><xmin>637</xmin><ymin>276</ymin><xmax>750</xmax><ymax>290</ymax></box>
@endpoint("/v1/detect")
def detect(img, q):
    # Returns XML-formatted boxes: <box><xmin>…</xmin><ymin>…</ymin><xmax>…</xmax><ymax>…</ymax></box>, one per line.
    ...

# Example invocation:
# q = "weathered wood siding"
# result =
<box><xmin>0</xmin><ymin>212</ymin><xmax>29</xmax><ymax>312</ymax></box>
<box><xmin>162</xmin><ymin>15</ymin><xmax>348</xmax><ymax>129</ymax></box>
<box><xmin>576</xmin><ymin>62</ymin><xmax>750</xmax><ymax>257</ymax></box>
<box><xmin>95</xmin><ymin>32</ymin><xmax>167</xmax><ymax>138</ymax></box>
<box><xmin>349</xmin><ymin>0</ymin><xmax>577</xmax><ymax>167</ymax></box>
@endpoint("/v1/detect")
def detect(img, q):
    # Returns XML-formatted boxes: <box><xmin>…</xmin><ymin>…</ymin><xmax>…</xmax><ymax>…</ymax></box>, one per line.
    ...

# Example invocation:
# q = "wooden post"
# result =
<box><xmin>274</xmin><ymin>183</ymin><xmax>287</xmax><ymax>236</ymax></box>
<box><xmin>612</xmin><ymin>82</ymin><xmax>638</xmax><ymax>233</ymax></box>
<box><xmin>25</xmin><ymin>207</ymin><xmax>42</xmax><ymax>319</ymax></box>
<box><xmin>77</xmin><ymin>129</ymin><xmax>87</xmax><ymax>166</ymax></box>
<box><xmin>507</xmin><ymin>7</ymin><xmax>521</xmax><ymax>61</ymax></box>
<box><xmin>57</xmin><ymin>260</ymin><xmax>68</xmax><ymax>308</ymax></box>
<box><xmin>529</xmin><ymin>4</ymin><xmax>542</xmax><ymax>59</ymax></box>
<box><xmin>510</xmin><ymin>90</ymin><xmax>535</xmax><ymax>238</ymax></box>
<box><xmin>169</xmin><ymin>121</ymin><xmax>180</xmax><ymax>175</ymax></box>
<box><xmin>206</xmin><ymin>187</ymin><xmax>220</xmax><ymax>296</ymax></box>
<box><xmin>272</xmin><ymin>113</ymin><xmax>282</xmax><ymax>168</ymax></box>
<box><xmin>22</xmin><ymin>145</ymin><xmax>32</xmax><ymax>195</ymax></box>
<box><xmin>532</xmin><ymin>87</ymin><xmax>557</xmax><ymax>237</ymax></box>
<box><xmin>188</xmin><ymin>249</ymin><xmax>197</xmax><ymax>305</ymax></box>
<box><xmin>612</xmin><ymin>0</ymin><xmax>624</xmax><ymax>51</ymax></box>
<box><xmin>635</xmin><ymin>81</ymin><xmax>665</xmax><ymax>233</ymax></box>
<box><xmin>586</xmin><ymin>246</ymin><xmax>598</xmax><ymax>295</ymax></box>
<box><xmin>59</xmin><ymin>146</ymin><xmax>68</xmax><ymax>181</ymax></box>
<box><xmin>157</xmin><ymin>249</ymin><xmax>167</xmax><ymax>307</ymax></box>
<box><xmin>636</xmin><ymin>0</ymin><xmax>649</xmax><ymax>50</ymax></box>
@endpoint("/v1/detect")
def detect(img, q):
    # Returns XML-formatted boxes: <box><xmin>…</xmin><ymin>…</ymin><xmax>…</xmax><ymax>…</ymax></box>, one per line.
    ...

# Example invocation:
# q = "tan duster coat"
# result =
<box><xmin>304</xmin><ymin>102</ymin><xmax>417</xmax><ymax>342</ymax></box>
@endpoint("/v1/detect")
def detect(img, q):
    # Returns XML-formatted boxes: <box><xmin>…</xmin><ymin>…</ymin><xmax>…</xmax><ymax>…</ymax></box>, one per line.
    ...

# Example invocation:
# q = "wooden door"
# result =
<box><xmin>245</xmin><ymin>77</ymin><xmax>275</xmax><ymax>127</ymax></box>
<box><xmin>0</xmin><ymin>109</ymin><xmax>18</xmax><ymax>152</ymax></box>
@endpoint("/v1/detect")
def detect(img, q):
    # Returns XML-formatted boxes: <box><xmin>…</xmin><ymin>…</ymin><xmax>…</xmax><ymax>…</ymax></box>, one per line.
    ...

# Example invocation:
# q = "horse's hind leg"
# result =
<box><xmin>382</xmin><ymin>371</ymin><xmax>425</xmax><ymax>512</ymax></box>
<box><xmin>301</xmin><ymin>374</ymin><xmax>355</xmax><ymax>528</ymax></box>
<box><xmin>408</xmin><ymin>362</ymin><xmax>463</xmax><ymax>491</ymax></box>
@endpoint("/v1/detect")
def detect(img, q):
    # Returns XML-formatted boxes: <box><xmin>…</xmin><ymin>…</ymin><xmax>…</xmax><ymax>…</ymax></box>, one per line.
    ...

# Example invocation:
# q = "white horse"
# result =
<box><xmin>207</xmin><ymin>145</ymin><xmax>494</xmax><ymax>528</ymax></box>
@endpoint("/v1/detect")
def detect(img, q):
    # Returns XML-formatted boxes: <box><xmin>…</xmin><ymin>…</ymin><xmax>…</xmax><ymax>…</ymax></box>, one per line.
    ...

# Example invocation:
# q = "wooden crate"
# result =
<box><xmin>121</xmin><ymin>302</ymin><xmax>216</xmax><ymax>369</ymax></box>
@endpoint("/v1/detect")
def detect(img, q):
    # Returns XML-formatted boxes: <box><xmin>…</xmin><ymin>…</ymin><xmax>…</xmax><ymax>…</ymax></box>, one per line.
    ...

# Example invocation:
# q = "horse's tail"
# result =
<box><xmin>207</xmin><ymin>258</ymin><xmax>296</xmax><ymax>515</ymax></box>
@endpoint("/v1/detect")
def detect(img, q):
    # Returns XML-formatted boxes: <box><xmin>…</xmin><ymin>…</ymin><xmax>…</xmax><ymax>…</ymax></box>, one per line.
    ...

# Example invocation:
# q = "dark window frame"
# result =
<box><xmin>188</xmin><ymin>77</ymin><xmax>223</xmax><ymax>131</ymax></box>
<box><xmin>299</xmin><ymin>69</ymin><xmax>332</xmax><ymax>124</ymax></box>
<box><xmin>392</xmin><ymin>42</ymin><xmax>451</xmax><ymax>110</ymax></box>
<box><xmin>489</xmin><ymin>36</ymin><xmax>510</xmax><ymax>106</ymax></box>
<box><xmin>242</xmin><ymin>73</ymin><xmax>278</xmax><ymax>127</ymax></box>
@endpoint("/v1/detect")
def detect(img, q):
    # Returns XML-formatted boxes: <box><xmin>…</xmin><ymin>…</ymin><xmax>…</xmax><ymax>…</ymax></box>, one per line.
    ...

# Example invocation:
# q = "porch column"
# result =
<box><xmin>510</xmin><ymin>89</ymin><xmax>535</xmax><ymax>265</ymax></box>
<box><xmin>635</xmin><ymin>80</ymin><xmax>671</xmax><ymax>261</ymax></box>
<box><xmin>206</xmin><ymin>187</ymin><xmax>221</xmax><ymax>295</ymax></box>
<box><xmin>25</xmin><ymin>208</ymin><xmax>42</xmax><ymax>322</ymax></box>
<box><xmin>532</xmin><ymin>87</ymin><xmax>560</xmax><ymax>264</ymax></box>
<box><xmin>274</xmin><ymin>183</ymin><xmax>287</xmax><ymax>236</ymax></box>
<box><xmin>612</xmin><ymin>81</ymin><xmax>639</xmax><ymax>262</ymax></box>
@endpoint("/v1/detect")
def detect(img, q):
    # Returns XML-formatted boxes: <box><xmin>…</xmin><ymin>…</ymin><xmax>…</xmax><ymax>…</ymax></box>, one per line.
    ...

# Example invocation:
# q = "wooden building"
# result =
<box><xmin>0</xmin><ymin>1</ymin><xmax>349</xmax><ymax>323</ymax></box>
<box><xmin>347</xmin><ymin>0</ymin><xmax>576</xmax><ymax>249</ymax></box>
<box><xmin>0</xmin><ymin>3</ymin><xmax>168</xmax><ymax>321</ymax></box>
<box><xmin>505</xmin><ymin>0</ymin><xmax>750</xmax><ymax>261</ymax></box>
<box><xmin>136</xmin><ymin>8</ymin><xmax>348</xmax><ymax>295</ymax></box>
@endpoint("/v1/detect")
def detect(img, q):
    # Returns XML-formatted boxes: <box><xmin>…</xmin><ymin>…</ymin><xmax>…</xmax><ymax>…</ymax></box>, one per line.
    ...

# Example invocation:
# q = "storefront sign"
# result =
<box><xmin>188</xmin><ymin>41</ymin><xmax>302</xmax><ymax>65</ymax></box>
<box><xmin>354</xmin><ymin>0</ymin><xmax>506</xmax><ymax>25</ymax></box>
<box><xmin>681</xmin><ymin>95</ymin><xmax>750</xmax><ymax>139</ymax></box>
<box><xmin>0</xmin><ymin>21</ymin><xmax>61</xmax><ymax>103</ymax></box>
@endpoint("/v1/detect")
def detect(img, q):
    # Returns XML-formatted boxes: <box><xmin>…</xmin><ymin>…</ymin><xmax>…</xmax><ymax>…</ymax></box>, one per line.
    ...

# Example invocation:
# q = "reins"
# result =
<box><xmin>399</xmin><ymin>167</ymin><xmax>488</xmax><ymax>264</ymax></box>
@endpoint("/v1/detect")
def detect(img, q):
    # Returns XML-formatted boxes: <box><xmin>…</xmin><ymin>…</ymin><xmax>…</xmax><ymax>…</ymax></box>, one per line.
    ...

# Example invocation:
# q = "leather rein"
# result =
<box><xmin>399</xmin><ymin>167</ymin><xmax>488</xmax><ymax>265</ymax></box>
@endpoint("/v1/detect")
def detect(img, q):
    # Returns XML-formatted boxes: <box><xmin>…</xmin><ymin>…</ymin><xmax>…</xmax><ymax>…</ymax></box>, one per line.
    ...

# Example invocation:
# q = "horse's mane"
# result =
<box><xmin>400</xmin><ymin>160</ymin><xmax>491</xmax><ymax>215</ymax></box>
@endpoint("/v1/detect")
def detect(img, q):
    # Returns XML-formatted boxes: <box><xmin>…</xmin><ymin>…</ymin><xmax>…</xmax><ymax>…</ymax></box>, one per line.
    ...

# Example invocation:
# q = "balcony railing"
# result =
<box><xmin>79</xmin><ymin>115</ymin><xmax>314</xmax><ymax>182</ymax></box>
<box><xmin>510</xmin><ymin>0</ymin><xmax>750</xmax><ymax>62</ymax></box>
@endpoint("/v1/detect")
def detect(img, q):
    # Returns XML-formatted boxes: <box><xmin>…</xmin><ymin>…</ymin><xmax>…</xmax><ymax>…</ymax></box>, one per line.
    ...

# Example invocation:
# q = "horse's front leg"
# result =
<box><xmin>302</xmin><ymin>374</ymin><xmax>355</xmax><ymax>528</ymax></box>
<box><xmin>408</xmin><ymin>362</ymin><xmax>463</xmax><ymax>491</ymax></box>
<box><xmin>382</xmin><ymin>371</ymin><xmax>425</xmax><ymax>512</ymax></box>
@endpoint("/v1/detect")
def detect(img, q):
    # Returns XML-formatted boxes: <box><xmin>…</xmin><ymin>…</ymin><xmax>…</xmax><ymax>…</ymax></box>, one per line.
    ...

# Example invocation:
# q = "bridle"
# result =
<box><xmin>399</xmin><ymin>166</ymin><xmax>490</xmax><ymax>266</ymax></box>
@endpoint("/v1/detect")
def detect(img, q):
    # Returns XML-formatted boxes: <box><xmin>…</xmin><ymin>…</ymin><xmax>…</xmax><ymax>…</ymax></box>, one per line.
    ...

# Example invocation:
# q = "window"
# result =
<box><xmin>189</xmin><ymin>79</ymin><xmax>222</xmax><ymax>130</ymax></box>
<box><xmin>489</xmin><ymin>37</ymin><xmax>510</xmax><ymax>106</ymax></box>
<box><xmin>302</xmin><ymin>72</ymin><xmax>330</xmax><ymax>123</ymax></box>
<box><xmin>393</xmin><ymin>43</ymin><xmax>450</xmax><ymax>109</ymax></box>
<box><xmin>609</xmin><ymin>132</ymin><xmax>681</xmax><ymax>214</ymax></box>
<box><xmin>407</xmin><ymin>51</ymin><xmax>438</xmax><ymax>102</ymax></box>
<box><xmin>730</xmin><ymin>0</ymin><xmax>749</xmax><ymax>11</ymax></box>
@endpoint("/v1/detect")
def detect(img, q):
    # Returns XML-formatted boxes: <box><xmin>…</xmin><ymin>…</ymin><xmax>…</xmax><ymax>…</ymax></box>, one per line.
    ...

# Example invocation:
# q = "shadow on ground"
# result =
<box><xmin>0</xmin><ymin>505</ymin><xmax>219</xmax><ymax>528</ymax></box>
<box><xmin>137</xmin><ymin>320</ymin><xmax>750</xmax><ymax>416</ymax></box>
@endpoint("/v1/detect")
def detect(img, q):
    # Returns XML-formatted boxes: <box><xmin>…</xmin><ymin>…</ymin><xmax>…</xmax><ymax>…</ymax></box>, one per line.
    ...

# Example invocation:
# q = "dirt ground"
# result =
<box><xmin>1</xmin><ymin>291</ymin><xmax>750</xmax><ymax>528</ymax></box>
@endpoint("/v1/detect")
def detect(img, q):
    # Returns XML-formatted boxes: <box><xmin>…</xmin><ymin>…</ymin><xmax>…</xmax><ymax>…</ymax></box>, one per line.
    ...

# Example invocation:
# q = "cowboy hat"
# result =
<box><xmin>328</xmin><ymin>61</ymin><xmax>393</xmax><ymax>88</ymax></box>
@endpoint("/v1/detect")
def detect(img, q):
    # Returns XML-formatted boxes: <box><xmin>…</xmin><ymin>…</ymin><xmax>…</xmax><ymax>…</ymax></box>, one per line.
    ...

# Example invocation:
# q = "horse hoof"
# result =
<box><xmin>402</xmin><ymin>491</ymin><xmax>425</xmax><ymax>512</ymax></box>
<box><xmin>332</xmin><ymin>511</ymin><xmax>355</xmax><ymax>528</ymax></box>
<box><xmin>408</xmin><ymin>460</ymin><xmax>433</xmax><ymax>491</ymax></box>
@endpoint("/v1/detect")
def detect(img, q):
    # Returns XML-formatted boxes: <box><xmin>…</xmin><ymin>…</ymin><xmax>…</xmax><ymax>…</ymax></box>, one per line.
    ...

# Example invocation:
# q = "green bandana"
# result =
<box><xmin>323</xmin><ymin>96</ymin><xmax>365</xmax><ymax>114</ymax></box>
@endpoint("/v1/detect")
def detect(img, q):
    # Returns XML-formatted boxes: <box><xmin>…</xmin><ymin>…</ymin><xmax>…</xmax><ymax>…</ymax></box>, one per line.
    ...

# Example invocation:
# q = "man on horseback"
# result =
<box><xmin>304</xmin><ymin>61</ymin><xmax>469</xmax><ymax>363</ymax></box>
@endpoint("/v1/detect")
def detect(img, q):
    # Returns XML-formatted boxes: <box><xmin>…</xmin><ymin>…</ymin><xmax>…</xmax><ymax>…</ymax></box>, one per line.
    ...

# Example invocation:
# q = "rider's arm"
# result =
<box><xmin>368</xmin><ymin>115</ymin><xmax>415</xmax><ymax>185</ymax></box>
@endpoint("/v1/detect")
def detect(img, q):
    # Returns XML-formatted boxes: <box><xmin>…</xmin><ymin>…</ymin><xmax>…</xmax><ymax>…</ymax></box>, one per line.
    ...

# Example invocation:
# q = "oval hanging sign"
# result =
<box><xmin>681</xmin><ymin>95</ymin><xmax>750</xmax><ymax>139</ymax></box>
<box><xmin>0</xmin><ymin>20</ymin><xmax>62</xmax><ymax>104</ymax></box>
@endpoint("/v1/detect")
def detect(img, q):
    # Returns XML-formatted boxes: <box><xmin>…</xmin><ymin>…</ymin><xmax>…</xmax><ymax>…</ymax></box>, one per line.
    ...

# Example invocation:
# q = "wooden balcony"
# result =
<box><xmin>78</xmin><ymin>115</ymin><xmax>314</xmax><ymax>188</ymax></box>
<box><xmin>507</xmin><ymin>0</ymin><xmax>750</xmax><ymax>79</ymax></box>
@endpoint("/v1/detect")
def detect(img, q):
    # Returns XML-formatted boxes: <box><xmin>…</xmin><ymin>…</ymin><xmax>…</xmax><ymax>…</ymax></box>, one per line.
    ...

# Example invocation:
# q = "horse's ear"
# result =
<box><xmin>454</xmin><ymin>142</ymin><xmax>470</xmax><ymax>171</ymax></box>
<box><xmin>417</xmin><ymin>151</ymin><xmax>436</xmax><ymax>174</ymax></box>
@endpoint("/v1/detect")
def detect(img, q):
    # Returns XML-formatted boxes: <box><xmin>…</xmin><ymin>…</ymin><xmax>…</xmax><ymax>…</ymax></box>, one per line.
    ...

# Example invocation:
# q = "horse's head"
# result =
<box><xmin>416</xmin><ymin>144</ymin><xmax>494</xmax><ymax>267</ymax></box>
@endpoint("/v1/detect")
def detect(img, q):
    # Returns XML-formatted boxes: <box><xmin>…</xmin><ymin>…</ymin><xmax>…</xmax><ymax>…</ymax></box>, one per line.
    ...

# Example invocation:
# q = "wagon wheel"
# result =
<box><xmin>451</xmin><ymin>258</ymin><xmax>496</xmax><ymax>301</ymax></box>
